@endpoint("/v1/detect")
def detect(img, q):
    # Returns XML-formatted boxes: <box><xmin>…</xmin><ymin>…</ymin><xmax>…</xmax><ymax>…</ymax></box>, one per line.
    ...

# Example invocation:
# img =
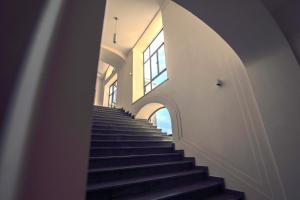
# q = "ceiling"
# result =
<box><xmin>101</xmin><ymin>0</ymin><xmax>165</xmax><ymax>57</ymax></box>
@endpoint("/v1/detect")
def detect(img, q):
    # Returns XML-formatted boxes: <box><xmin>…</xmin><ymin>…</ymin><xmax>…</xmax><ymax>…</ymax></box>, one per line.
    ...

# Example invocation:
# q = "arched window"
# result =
<box><xmin>149</xmin><ymin>107</ymin><xmax>172</xmax><ymax>135</ymax></box>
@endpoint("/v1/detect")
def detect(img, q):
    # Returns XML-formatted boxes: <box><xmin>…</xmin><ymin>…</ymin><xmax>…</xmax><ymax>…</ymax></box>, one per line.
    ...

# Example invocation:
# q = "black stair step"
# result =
<box><xmin>92</xmin><ymin>119</ymin><xmax>148</xmax><ymax>125</ymax></box>
<box><xmin>93</xmin><ymin>111</ymin><xmax>131</xmax><ymax>116</ymax></box>
<box><xmin>92</xmin><ymin>122</ymin><xmax>156</xmax><ymax>128</ymax></box>
<box><xmin>92</xmin><ymin>131</ymin><xmax>165</xmax><ymax>137</ymax></box>
<box><xmin>92</xmin><ymin>129</ymin><xmax>163</xmax><ymax>135</ymax></box>
<box><xmin>90</xmin><ymin>146</ymin><xmax>177</xmax><ymax>157</ymax></box>
<box><xmin>92</xmin><ymin>118</ymin><xmax>147</xmax><ymax>124</ymax></box>
<box><xmin>93</xmin><ymin>106</ymin><xmax>123</xmax><ymax>111</ymax></box>
<box><xmin>92</xmin><ymin>122</ymin><xmax>155</xmax><ymax>128</ymax></box>
<box><xmin>93</xmin><ymin>109</ymin><xmax>124</xmax><ymax>114</ymax></box>
<box><xmin>91</xmin><ymin>133</ymin><xmax>172</xmax><ymax>141</ymax></box>
<box><xmin>88</xmin><ymin>152</ymin><xmax>185</xmax><ymax>168</ymax></box>
<box><xmin>203</xmin><ymin>190</ymin><xmax>245</xmax><ymax>200</ymax></box>
<box><xmin>92</xmin><ymin>127</ymin><xmax>160</xmax><ymax>133</ymax></box>
<box><xmin>86</xmin><ymin>170</ymin><xmax>216</xmax><ymax>200</ymax></box>
<box><xmin>91</xmin><ymin>140</ymin><xmax>174</xmax><ymax>148</ymax></box>
<box><xmin>93</xmin><ymin>115</ymin><xmax>134</xmax><ymax>121</ymax></box>
<box><xmin>115</xmin><ymin>177</ymin><xmax>226</xmax><ymax>200</ymax></box>
<box><xmin>92</xmin><ymin>121</ymin><xmax>154</xmax><ymax>128</ymax></box>
<box><xmin>87</xmin><ymin>160</ymin><xmax>199</xmax><ymax>184</ymax></box>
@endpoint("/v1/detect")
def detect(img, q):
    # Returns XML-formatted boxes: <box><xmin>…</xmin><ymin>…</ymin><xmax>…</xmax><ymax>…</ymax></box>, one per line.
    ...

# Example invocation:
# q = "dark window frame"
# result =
<box><xmin>108</xmin><ymin>80</ymin><xmax>117</xmax><ymax>108</ymax></box>
<box><xmin>143</xmin><ymin>29</ymin><xmax>167</xmax><ymax>94</ymax></box>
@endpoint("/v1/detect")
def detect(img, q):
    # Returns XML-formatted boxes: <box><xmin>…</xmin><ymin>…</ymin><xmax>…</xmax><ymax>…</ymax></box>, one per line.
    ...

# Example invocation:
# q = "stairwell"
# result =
<box><xmin>86</xmin><ymin>106</ymin><xmax>245</xmax><ymax>200</ymax></box>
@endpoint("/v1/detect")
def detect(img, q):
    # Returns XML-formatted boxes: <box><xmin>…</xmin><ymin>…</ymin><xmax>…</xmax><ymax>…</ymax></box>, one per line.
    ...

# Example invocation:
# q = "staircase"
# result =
<box><xmin>86</xmin><ymin>106</ymin><xmax>245</xmax><ymax>200</ymax></box>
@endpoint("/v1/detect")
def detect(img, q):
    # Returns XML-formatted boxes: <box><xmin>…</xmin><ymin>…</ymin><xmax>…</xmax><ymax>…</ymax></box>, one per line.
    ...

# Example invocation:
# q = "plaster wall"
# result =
<box><xmin>114</xmin><ymin>1</ymin><xmax>300</xmax><ymax>199</ymax></box>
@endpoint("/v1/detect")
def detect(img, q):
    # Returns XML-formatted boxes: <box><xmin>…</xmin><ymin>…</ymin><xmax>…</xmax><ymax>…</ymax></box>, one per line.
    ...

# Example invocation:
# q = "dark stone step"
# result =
<box><xmin>92</xmin><ymin>126</ymin><xmax>160</xmax><ymax>133</ymax></box>
<box><xmin>88</xmin><ymin>152</ymin><xmax>185</xmax><ymax>168</ymax></box>
<box><xmin>91</xmin><ymin>129</ymin><xmax>163</xmax><ymax>135</ymax></box>
<box><xmin>86</xmin><ymin>171</ymin><xmax>221</xmax><ymax>200</ymax></box>
<box><xmin>88</xmin><ymin>161</ymin><xmax>203</xmax><ymax>185</ymax></box>
<box><xmin>93</xmin><ymin>115</ymin><xmax>134</xmax><ymax>121</ymax></box>
<box><xmin>91</xmin><ymin>133</ymin><xmax>172</xmax><ymax>141</ymax></box>
<box><xmin>114</xmin><ymin>177</ymin><xmax>227</xmax><ymax>200</ymax></box>
<box><xmin>93</xmin><ymin>106</ymin><xmax>123</xmax><ymax>111</ymax></box>
<box><xmin>91</xmin><ymin>140</ymin><xmax>174</xmax><ymax>148</ymax></box>
<box><xmin>203</xmin><ymin>189</ymin><xmax>245</xmax><ymax>200</ymax></box>
<box><xmin>92</xmin><ymin>122</ymin><xmax>155</xmax><ymax>129</ymax></box>
<box><xmin>89</xmin><ymin>146</ymin><xmax>177</xmax><ymax>157</ymax></box>
<box><xmin>92</xmin><ymin>117</ymin><xmax>147</xmax><ymax>123</ymax></box>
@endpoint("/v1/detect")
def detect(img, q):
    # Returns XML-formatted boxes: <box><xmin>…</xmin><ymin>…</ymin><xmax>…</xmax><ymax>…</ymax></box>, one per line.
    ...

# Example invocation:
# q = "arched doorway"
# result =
<box><xmin>149</xmin><ymin>107</ymin><xmax>172</xmax><ymax>135</ymax></box>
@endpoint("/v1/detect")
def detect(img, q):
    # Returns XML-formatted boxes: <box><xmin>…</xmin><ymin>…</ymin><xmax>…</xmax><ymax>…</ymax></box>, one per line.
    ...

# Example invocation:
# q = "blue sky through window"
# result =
<box><xmin>150</xmin><ymin>108</ymin><xmax>172</xmax><ymax>135</ymax></box>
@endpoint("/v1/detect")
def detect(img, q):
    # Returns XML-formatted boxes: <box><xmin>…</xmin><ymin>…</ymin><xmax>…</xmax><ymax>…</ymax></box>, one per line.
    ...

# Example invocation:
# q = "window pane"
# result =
<box><xmin>113</xmin><ymin>91</ymin><xmax>117</xmax><ymax>103</ymax></box>
<box><xmin>150</xmin><ymin>31</ymin><xmax>164</xmax><ymax>55</ymax></box>
<box><xmin>144</xmin><ymin>60</ymin><xmax>151</xmax><ymax>84</ymax></box>
<box><xmin>144</xmin><ymin>47</ymin><xmax>150</xmax><ymax>62</ymax></box>
<box><xmin>158</xmin><ymin>45</ymin><xmax>166</xmax><ymax>72</ymax></box>
<box><xmin>151</xmin><ymin>53</ymin><xmax>158</xmax><ymax>78</ymax></box>
<box><xmin>145</xmin><ymin>84</ymin><xmax>151</xmax><ymax>94</ymax></box>
<box><xmin>152</xmin><ymin>70</ymin><xmax>167</xmax><ymax>88</ymax></box>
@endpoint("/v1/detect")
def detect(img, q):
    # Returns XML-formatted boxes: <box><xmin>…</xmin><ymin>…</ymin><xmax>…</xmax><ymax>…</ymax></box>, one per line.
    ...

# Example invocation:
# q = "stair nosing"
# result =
<box><xmin>87</xmin><ymin>169</ymin><xmax>210</xmax><ymax>192</ymax></box>
<box><xmin>89</xmin><ymin>152</ymin><xmax>182</xmax><ymax>160</ymax></box>
<box><xmin>88</xmin><ymin>160</ymin><xmax>196</xmax><ymax>173</ymax></box>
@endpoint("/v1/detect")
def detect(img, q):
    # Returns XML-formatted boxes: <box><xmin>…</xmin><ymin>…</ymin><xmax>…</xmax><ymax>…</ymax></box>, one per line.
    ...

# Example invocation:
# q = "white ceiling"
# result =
<box><xmin>101</xmin><ymin>0</ymin><xmax>165</xmax><ymax>56</ymax></box>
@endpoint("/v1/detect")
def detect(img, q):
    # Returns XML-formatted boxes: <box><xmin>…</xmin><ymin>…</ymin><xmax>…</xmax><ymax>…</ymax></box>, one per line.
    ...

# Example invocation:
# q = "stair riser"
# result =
<box><xmin>93</xmin><ymin>116</ymin><xmax>134</xmax><ymax>122</ymax></box>
<box><xmin>93</xmin><ymin>109</ymin><xmax>125</xmax><ymax>113</ymax></box>
<box><xmin>92</xmin><ymin>127</ymin><xmax>160</xmax><ymax>133</ymax></box>
<box><xmin>93</xmin><ymin>113</ymin><xmax>132</xmax><ymax>118</ymax></box>
<box><xmin>89</xmin><ymin>154</ymin><xmax>184</xmax><ymax>169</ymax></box>
<box><xmin>92</xmin><ymin>123</ymin><xmax>155</xmax><ymax>128</ymax></box>
<box><xmin>90</xmin><ymin>147</ymin><xmax>176</xmax><ymax>157</ymax></box>
<box><xmin>167</xmin><ymin>184</ymin><xmax>224</xmax><ymax>200</ymax></box>
<box><xmin>92</xmin><ymin>129</ymin><xmax>162</xmax><ymax>135</ymax></box>
<box><xmin>92</xmin><ymin>118</ymin><xmax>147</xmax><ymax>124</ymax></box>
<box><xmin>87</xmin><ymin>172</ymin><xmax>209</xmax><ymax>200</ymax></box>
<box><xmin>91</xmin><ymin>141</ymin><xmax>173</xmax><ymax>148</ymax></box>
<box><xmin>88</xmin><ymin>162</ymin><xmax>196</xmax><ymax>185</ymax></box>
<box><xmin>92</xmin><ymin>122</ymin><xmax>153</xmax><ymax>128</ymax></box>
<box><xmin>91</xmin><ymin>134</ymin><xmax>172</xmax><ymax>141</ymax></box>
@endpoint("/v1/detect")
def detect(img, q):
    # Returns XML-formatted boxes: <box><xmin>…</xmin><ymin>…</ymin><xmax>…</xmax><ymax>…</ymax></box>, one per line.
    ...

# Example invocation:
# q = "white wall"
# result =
<box><xmin>173</xmin><ymin>0</ymin><xmax>300</xmax><ymax>199</ymax></box>
<box><xmin>114</xmin><ymin>1</ymin><xmax>300</xmax><ymax>199</ymax></box>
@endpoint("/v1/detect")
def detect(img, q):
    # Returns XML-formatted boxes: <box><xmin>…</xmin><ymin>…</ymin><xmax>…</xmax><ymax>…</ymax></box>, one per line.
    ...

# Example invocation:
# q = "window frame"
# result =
<box><xmin>108</xmin><ymin>80</ymin><xmax>117</xmax><ymax>108</ymax></box>
<box><xmin>143</xmin><ymin>29</ymin><xmax>167</xmax><ymax>94</ymax></box>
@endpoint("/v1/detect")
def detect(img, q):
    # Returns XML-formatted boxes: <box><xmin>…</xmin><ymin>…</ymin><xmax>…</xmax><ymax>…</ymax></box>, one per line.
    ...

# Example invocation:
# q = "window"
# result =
<box><xmin>143</xmin><ymin>30</ymin><xmax>167</xmax><ymax>94</ymax></box>
<box><xmin>108</xmin><ymin>80</ymin><xmax>117</xmax><ymax>107</ymax></box>
<box><xmin>149</xmin><ymin>107</ymin><xmax>172</xmax><ymax>135</ymax></box>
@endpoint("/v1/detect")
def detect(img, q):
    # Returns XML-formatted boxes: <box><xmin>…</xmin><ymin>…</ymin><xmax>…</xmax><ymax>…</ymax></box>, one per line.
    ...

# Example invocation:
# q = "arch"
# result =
<box><xmin>100</xmin><ymin>45</ymin><xmax>126</xmax><ymax>69</ymax></box>
<box><xmin>148</xmin><ymin>107</ymin><xmax>173</xmax><ymax>135</ymax></box>
<box><xmin>134</xmin><ymin>94</ymin><xmax>183</xmax><ymax>141</ymax></box>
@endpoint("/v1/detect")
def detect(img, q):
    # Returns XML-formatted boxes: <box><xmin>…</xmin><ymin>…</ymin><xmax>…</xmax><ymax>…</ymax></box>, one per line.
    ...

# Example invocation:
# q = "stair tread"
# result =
<box><xmin>89</xmin><ymin>152</ymin><xmax>181</xmax><ymax>160</ymax></box>
<box><xmin>88</xmin><ymin>160</ymin><xmax>196</xmax><ymax>173</ymax></box>
<box><xmin>116</xmin><ymin>178</ymin><xmax>225</xmax><ymax>200</ymax></box>
<box><xmin>91</xmin><ymin>133</ymin><xmax>169</xmax><ymax>137</ymax></box>
<box><xmin>87</xmin><ymin>107</ymin><xmax>244</xmax><ymax>199</ymax></box>
<box><xmin>90</xmin><ymin>146</ymin><xmax>173</xmax><ymax>150</ymax></box>
<box><xmin>203</xmin><ymin>190</ymin><xmax>244</xmax><ymax>200</ymax></box>
<box><xmin>92</xmin><ymin>140</ymin><xmax>171</xmax><ymax>142</ymax></box>
<box><xmin>87</xmin><ymin>169</ymin><xmax>211</xmax><ymax>191</ymax></box>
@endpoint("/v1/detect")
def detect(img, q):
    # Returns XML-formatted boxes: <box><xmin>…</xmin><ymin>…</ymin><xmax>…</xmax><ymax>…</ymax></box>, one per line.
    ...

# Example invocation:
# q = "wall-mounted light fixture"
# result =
<box><xmin>113</xmin><ymin>16</ymin><xmax>118</xmax><ymax>44</ymax></box>
<box><xmin>216</xmin><ymin>79</ymin><xmax>224</xmax><ymax>87</ymax></box>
